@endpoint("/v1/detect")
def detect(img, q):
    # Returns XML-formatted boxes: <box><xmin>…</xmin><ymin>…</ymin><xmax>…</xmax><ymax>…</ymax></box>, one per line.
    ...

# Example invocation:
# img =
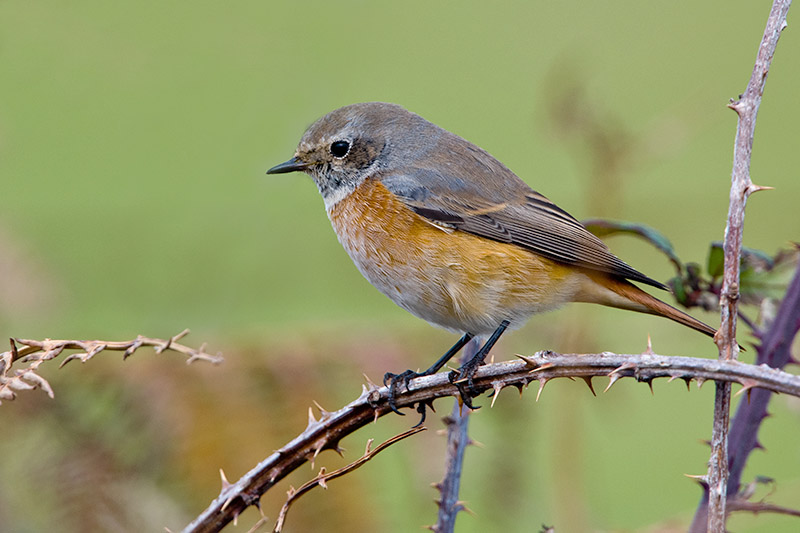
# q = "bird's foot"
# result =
<box><xmin>382</xmin><ymin>369</ymin><xmax>417</xmax><ymax>409</ymax></box>
<box><xmin>383</xmin><ymin>370</ymin><xmax>437</xmax><ymax>427</ymax></box>
<box><xmin>447</xmin><ymin>357</ymin><xmax>484</xmax><ymax>410</ymax></box>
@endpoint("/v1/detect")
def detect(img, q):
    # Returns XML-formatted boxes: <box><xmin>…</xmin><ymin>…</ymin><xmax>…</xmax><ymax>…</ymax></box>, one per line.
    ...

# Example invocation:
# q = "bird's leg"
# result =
<box><xmin>449</xmin><ymin>320</ymin><xmax>510</xmax><ymax>409</ymax></box>
<box><xmin>383</xmin><ymin>332</ymin><xmax>474</xmax><ymax>420</ymax></box>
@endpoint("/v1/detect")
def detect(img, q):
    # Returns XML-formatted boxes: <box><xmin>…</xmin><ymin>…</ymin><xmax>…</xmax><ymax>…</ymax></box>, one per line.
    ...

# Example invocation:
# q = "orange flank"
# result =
<box><xmin>330</xmin><ymin>178</ymin><xmax>587</xmax><ymax>335</ymax></box>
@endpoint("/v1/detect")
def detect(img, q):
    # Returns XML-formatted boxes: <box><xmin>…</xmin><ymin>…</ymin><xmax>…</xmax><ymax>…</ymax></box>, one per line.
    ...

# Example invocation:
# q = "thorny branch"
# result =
<box><xmin>0</xmin><ymin>329</ymin><xmax>223</xmax><ymax>403</ymax></box>
<box><xmin>690</xmin><ymin>257</ymin><xmax>800</xmax><ymax>532</ymax></box>
<box><xmin>703</xmin><ymin>1</ymin><xmax>791</xmax><ymax>531</ymax></box>
<box><xmin>728</xmin><ymin>260</ymin><xmax>800</xmax><ymax>494</ymax></box>
<box><xmin>183</xmin><ymin>350</ymin><xmax>800</xmax><ymax>533</ymax></box>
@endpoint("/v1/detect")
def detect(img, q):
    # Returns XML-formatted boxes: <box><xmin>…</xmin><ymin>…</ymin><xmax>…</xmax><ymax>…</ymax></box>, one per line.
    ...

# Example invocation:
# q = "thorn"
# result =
<box><xmin>358</xmin><ymin>383</ymin><xmax>372</xmax><ymax>404</ymax></box>
<box><xmin>452</xmin><ymin>375</ymin><xmax>469</xmax><ymax>385</ymax></box>
<box><xmin>747</xmin><ymin>183</ymin><xmax>775</xmax><ymax>195</ymax></box>
<box><xmin>490</xmin><ymin>382</ymin><xmax>503</xmax><ymax>407</ymax></box>
<box><xmin>536</xmin><ymin>378</ymin><xmax>548</xmax><ymax>402</ymax></box>
<box><xmin>455</xmin><ymin>500</ymin><xmax>476</xmax><ymax>516</ymax></box>
<box><xmin>528</xmin><ymin>362</ymin><xmax>555</xmax><ymax>374</ymax></box>
<box><xmin>312</xmin><ymin>399</ymin><xmax>332</xmax><ymax>418</ymax></box>
<box><xmin>156</xmin><ymin>334</ymin><xmax>174</xmax><ymax>354</ymax></box>
<box><xmin>220</xmin><ymin>469</ymin><xmax>231</xmax><ymax>490</ymax></box>
<box><xmin>735</xmin><ymin>380</ymin><xmax>759</xmax><ymax>401</ymax></box>
<box><xmin>308</xmin><ymin>407</ymin><xmax>317</xmax><ymax>426</ymax></box>
<box><xmin>604</xmin><ymin>373</ymin><xmax>622</xmax><ymax>393</ymax></box>
<box><xmin>646</xmin><ymin>379</ymin><xmax>654</xmax><ymax>395</ymax></box>
<box><xmin>696</xmin><ymin>377</ymin><xmax>706</xmax><ymax>389</ymax></box>
<box><xmin>310</xmin><ymin>442</ymin><xmax>323</xmax><ymax>469</ymax></box>
<box><xmin>123</xmin><ymin>338</ymin><xmax>142</xmax><ymax>359</ymax></box>
<box><xmin>516</xmin><ymin>353</ymin><xmax>539</xmax><ymax>368</ymax></box>
<box><xmin>610</xmin><ymin>362</ymin><xmax>636</xmax><ymax>375</ymax></box>
<box><xmin>685</xmin><ymin>473</ymin><xmax>710</xmax><ymax>487</ymax></box>
<box><xmin>467</xmin><ymin>437</ymin><xmax>485</xmax><ymax>449</ymax></box>
<box><xmin>362</xmin><ymin>373</ymin><xmax>378</xmax><ymax>389</ymax></box>
<box><xmin>221</xmin><ymin>494</ymin><xmax>236</xmax><ymax>513</ymax></box>
<box><xmin>582</xmin><ymin>376</ymin><xmax>596</xmax><ymax>396</ymax></box>
<box><xmin>682</xmin><ymin>377</ymin><xmax>692</xmax><ymax>391</ymax></box>
<box><xmin>644</xmin><ymin>335</ymin><xmax>655</xmax><ymax>355</ymax></box>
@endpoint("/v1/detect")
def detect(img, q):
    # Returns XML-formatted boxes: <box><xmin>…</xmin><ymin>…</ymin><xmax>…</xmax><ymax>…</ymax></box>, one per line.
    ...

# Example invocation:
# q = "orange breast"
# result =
<box><xmin>328</xmin><ymin>178</ymin><xmax>581</xmax><ymax>334</ymax></box>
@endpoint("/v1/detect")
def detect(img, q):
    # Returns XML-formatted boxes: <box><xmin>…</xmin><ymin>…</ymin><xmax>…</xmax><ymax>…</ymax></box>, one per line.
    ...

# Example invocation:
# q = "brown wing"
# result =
<box><xmin>382</xmin><ymin>170</ymin><xmax>668</xmax><ymax>290</ymax></box>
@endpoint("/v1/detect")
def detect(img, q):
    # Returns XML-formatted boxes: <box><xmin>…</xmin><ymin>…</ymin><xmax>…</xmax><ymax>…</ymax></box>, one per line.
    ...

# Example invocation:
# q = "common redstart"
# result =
<box><xmin>267</xmin><ymin>102</ymin><xmax>716</xmax><ymax>412</ymax></box>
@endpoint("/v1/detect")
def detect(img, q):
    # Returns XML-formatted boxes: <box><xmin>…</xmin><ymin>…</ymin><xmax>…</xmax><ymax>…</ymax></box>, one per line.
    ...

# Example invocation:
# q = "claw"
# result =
<box><xmin>412</xmin><ymin>402</ymin><xmax>429</xmax><ymax>428</ymax></box>
<box><xmin>385</xmin><ymin>369</ymin><xmax>427</xmax><ymax>416</ymax></box>
<box><xmin>449</xmin><ymin>369</ymin><xmax>480</xmax><ymax>410</ymax></box>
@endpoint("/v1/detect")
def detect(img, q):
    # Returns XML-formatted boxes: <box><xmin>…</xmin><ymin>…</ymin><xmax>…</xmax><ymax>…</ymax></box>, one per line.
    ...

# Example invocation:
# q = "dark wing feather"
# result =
<box><xmin>382</xmin><ymin>170</ymin><xmax>668</xmax><ymax>290</ymax></box>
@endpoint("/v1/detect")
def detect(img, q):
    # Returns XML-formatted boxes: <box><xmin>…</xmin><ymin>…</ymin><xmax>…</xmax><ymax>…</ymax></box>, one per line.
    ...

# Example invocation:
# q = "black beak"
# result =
<box><xmin>266</xmin><ymin>157</ymin><xmax>310</xmax><ymax>174</ymax></box>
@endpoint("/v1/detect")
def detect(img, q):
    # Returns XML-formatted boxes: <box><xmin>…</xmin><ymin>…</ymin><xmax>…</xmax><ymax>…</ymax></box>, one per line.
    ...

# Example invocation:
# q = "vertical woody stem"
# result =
<box><xmin>434</xmin><ymin>336</ymin><xmax>481</xmax><ymax>532</ymax></box>
<box><xmin>703</xmin><ymin>1</ymin><xmax>791</xmax><ymax>531</ymax></box>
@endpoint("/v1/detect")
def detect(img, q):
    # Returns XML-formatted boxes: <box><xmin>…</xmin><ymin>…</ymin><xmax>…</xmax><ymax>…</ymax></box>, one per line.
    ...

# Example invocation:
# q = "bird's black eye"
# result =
<box><xmin>330</xmin><ymin>140</ymin><xmax>350</xmax><ymax>158</ymax></box>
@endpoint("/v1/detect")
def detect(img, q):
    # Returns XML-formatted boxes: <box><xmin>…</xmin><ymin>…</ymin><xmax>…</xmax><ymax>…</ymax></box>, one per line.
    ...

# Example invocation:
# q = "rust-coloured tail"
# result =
<box><xmin>581</xmin><ymin>273</ymin><xmax>718</xmax><ymax>339</ymax></box>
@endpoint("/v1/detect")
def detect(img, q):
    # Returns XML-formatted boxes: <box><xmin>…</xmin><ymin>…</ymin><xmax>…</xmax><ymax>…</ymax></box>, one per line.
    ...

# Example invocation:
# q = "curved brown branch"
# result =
<box><xmin>728</xmin><ymin>499</ymin><xmax>800</xmax><ymax>518</ymax></box>
<box><xmin>0</xmin><ymin>330</ymin><xmax>223</xmax><ymax>403</ymax></box>
<box><xmin>183</xmin><ymin>351</ymin><xmax>800</xmax><ymax>533</ymax></box>
<box><xmin>272</xmin><ymin>427</ymin><xmax>425</xmax><ymax>532</ymax></box>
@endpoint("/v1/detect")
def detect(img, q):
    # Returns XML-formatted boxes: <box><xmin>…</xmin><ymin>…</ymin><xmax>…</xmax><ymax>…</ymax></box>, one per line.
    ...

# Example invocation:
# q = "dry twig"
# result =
<box><xmin>727</xmin><ymin>499</ymin><xmax>800</xmax><ymax>518</ymax></box>
<box><xmin>272</xmin><ymin>427</ymin><xmax>425</xmax><ymax>532</ymax></box>
<box><xmin>0</xmin><ymin>329</ymin><xmax>223</xmax><ymax>403</ymax></box>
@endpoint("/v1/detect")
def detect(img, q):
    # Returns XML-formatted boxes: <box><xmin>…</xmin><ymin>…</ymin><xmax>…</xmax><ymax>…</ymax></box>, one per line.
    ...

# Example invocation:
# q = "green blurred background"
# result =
<box><xmin>1</xmin><ymin>1</ymin><xmax>799</xmax><ymax>531</ymax></box>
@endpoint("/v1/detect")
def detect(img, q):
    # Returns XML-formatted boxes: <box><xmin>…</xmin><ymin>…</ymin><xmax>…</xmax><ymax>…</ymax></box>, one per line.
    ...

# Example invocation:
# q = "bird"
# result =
<box><xmin>267</xmin><ymin>102</ymin><xmax>716</xmax><ymax>414</ymax></box>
